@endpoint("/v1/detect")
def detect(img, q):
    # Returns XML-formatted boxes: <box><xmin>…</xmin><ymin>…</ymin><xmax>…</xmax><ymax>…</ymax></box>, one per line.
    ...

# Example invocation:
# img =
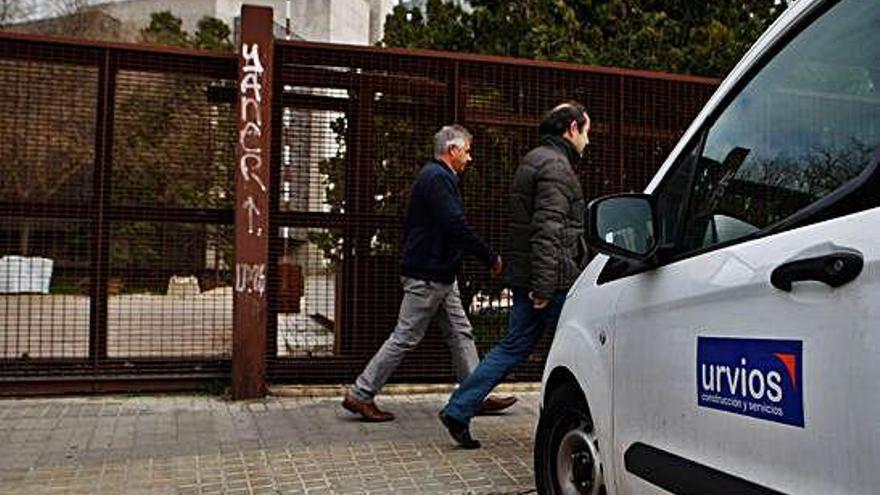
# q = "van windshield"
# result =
<box><xmin>681</xmin><ymin>0</ymin><xmax>880</xmax><ymax>251</ymax></box>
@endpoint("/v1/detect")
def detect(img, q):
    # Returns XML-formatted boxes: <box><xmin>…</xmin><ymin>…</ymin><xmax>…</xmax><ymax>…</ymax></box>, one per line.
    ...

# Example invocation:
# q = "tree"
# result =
<box><xmin>0</xmin><ymin>0</ymin><xmax>99</xmax><ymax>254</ymax></box>
<box><xmin>106</xmin><ymin>12</ymin><xmax>236</xmax><ymax>277</ymax></box>
<box><xmin>371</xmin><ymin>0</ymin><xmax>782</xmax><ymax>316</ymax></box>
<box><xmin>383</xmin><ymin>0</ymin><xmax>475</xmax><ymax>52</ymax></box>
<box><xmin>0</xmin><ymin>7</ymin><xmax>234</xmax><ymax>287</ymax></box>
<box><xmin>381</xmin><ymin>0</ymin><xmax>786</xmax><ymax>77</ymax></box>
<box><xmin>0</xmin><ymin>60</ymin><xmax>95</xmax><ymax>254</ymax></box>
<box><xmin>192</xmin><ymin>16</ymin><xmax>232</xmax><ymax>52</ymax></box>
<box><xmin>43</xmin><ymin>0</ymin><xmax>122</xmax><ymax>40</ymax></box>
<box><xmin>140</xmin><ymin>10</ymin><xmax>189</xmax><ymax>47</ymax></box>
<box><xmin>0</xmin><ymin>0</ymin><xmax>33</xmax><ymax>27</ymax></box>
<box><xmin>140</xmin><ymin>11</ymin><xmax>233</xmax><ymax>52</ymax></box>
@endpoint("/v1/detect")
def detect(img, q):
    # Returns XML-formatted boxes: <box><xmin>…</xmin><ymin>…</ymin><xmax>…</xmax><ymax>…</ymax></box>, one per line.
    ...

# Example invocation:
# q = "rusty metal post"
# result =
<box><xmin>89</xmin><ymin>48</ymin><xmax>117</xmax><ymax>364</ymax></box>
<box><xmin>232</xmin><ymin>5</ymin><xmax>274</xmax><ymax>399</ymax></box>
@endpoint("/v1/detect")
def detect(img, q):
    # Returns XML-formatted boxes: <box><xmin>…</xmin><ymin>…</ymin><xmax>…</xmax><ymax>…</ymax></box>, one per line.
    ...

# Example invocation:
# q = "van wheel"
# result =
<box><xmin>535</xmin><ymin>382</ymin><xmax>604</xmax><ymax>495</ymax></box>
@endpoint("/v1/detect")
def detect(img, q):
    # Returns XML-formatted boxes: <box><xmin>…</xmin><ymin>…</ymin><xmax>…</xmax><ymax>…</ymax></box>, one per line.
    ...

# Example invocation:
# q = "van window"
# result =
<box><xmin>676</xmin><ymin>0</ymin><xmax>880</xmax><ymax>253</ymax></box>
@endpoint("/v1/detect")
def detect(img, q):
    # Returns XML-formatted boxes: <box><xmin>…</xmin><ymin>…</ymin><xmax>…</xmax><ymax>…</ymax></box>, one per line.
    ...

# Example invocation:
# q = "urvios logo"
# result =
<box><xmin>697</xmin><ymin>337</ymin><xmax>803</xmax><ymax>427</ymax></box>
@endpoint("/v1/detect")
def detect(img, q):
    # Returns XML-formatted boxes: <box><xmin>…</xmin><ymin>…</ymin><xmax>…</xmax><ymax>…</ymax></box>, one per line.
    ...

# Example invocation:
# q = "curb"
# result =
<box><xmin>269</xmin><ymin>382</ymin><xmax>541</xmax><ymax>398</ymax></box>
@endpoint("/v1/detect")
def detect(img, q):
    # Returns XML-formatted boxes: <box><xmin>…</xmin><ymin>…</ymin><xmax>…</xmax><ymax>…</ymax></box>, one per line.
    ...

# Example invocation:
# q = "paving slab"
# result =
<box><xmin>0</xmin><ymin>392</ymin><xmax>539</xmax><ymax>494</ymax></box>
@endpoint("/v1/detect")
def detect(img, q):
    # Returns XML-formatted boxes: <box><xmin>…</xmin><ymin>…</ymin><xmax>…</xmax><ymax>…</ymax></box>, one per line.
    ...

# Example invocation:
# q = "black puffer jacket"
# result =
<box><xmin>503</xmin><ymin>136</ymin><xmax>586</xmax><ymax>298</ymax></box>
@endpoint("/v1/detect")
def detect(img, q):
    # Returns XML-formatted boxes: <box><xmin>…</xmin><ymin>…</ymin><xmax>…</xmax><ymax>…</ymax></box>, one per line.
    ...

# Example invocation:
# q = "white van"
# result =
<box><xmin>534</xmin><ymin>0</ymin><xmax>879</xmax><ymax>494</ymax></box>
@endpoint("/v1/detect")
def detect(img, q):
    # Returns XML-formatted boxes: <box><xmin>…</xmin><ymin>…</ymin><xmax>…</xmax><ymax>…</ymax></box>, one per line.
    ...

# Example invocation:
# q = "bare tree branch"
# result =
<box><xmin>0</xmin><ymin>0</ymin><xmax>35</xmax><ymax>27</ymax></box>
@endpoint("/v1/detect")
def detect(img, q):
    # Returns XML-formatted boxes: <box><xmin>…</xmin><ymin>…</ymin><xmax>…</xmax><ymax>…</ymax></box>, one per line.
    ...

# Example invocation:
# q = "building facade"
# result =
<box><xmin>102</xmin><ymin>0</ymin><xmax>395</xmax><ymax>45</ymax></box>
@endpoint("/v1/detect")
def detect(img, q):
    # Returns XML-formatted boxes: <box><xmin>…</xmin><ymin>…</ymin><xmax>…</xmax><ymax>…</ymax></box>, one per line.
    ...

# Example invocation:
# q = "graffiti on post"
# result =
<box><xmin>241</xmin><ymin>195</ymin><xmax>262</xmax><ymax>236</ymax></box>
<box><xmin>235</xmin><ymin>262</ymin><xmax>266</xmax><ymax>296</ymax></box>
<box><xmin>239</xmin><ymin>42</ymin><xmax>266</xmax><ymax>236</ymax></box>
<box><xmin>239</xmin><ymin>122</ymin><xmax>266</xmax><ymax>193</ymax></box>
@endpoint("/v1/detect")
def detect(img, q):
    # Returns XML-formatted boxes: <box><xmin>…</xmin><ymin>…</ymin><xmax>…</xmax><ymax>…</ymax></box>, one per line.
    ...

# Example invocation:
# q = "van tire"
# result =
<box><xmin>534</xmin><ymin>381</ymin><xmax>604</xmax><ymax>495</ymax></box>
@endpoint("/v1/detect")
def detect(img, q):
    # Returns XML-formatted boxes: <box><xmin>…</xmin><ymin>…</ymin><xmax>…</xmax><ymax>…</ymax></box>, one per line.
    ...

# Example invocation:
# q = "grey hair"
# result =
<box><xmin>433</xmin><ymin>124</ymin><xmax>472</xmax><ymax>156</ymax></box>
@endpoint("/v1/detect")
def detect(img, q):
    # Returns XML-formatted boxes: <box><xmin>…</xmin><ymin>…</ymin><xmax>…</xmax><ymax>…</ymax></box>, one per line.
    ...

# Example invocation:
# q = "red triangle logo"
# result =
<box><xmin>774</xmin><ymin>353</ymin><xmax>797</xmax><ymax>389</ymax></box>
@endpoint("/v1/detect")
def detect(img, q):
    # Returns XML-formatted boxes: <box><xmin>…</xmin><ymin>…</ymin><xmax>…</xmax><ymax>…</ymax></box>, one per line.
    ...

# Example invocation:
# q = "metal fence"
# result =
<box><xmin>0</xmin><ymin>25</ymin><xmax>717</xmax><ymax>395</ymax></box>
<box><xmin>0</xmin><ymin>33</ymin><xmax>238</xmax><ymax>393</ymax></box>
<box><xmin>265</xmin><ymin>42</ymin><xmax>718</xmax><ymax>386</ymax></box>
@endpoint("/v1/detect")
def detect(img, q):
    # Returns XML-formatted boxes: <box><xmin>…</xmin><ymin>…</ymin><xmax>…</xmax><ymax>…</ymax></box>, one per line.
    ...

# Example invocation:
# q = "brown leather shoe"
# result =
<box><xmin>478</xmin><ymin>395</ymin><xmax>518</xmax><ymax>415</ymax></box>
<box><xmin>342</xmin><ymin>391</ymin><xmax>395</xmax><ymax>422</ymax></box>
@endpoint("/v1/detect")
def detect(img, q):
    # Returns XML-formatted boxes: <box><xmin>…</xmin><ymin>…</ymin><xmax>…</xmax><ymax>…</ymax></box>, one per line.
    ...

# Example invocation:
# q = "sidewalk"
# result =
<box><xmin>0</xmin><ymin>391</ymin><xmax>539</xmax><ymax>494</ymax></box>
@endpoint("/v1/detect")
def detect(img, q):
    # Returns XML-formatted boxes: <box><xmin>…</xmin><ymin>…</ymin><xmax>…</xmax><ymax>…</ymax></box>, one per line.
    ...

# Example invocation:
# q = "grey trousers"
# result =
<box><xmin>351</xmin><ymin>277</ymin><xmax>479</xmax><ymax>402</ymax></box>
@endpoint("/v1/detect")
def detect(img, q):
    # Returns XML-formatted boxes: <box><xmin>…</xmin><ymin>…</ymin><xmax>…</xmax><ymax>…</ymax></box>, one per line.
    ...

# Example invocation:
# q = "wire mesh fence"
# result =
<box><xmin>0</xmin><ymin>31</ymin><xmax>717</xmax><ymax>392</ymax></box>
<box><xmin>0</xmin><ymin>34</ymin><xmax>236</xmax><ymax>387</ymax></box>
<box><xmin>0</xmin><ymin>43</ymin><xmax>98</xmax><ymax>364</ymax></box>
<box><xmin>266</xmin><ymin>42</ymin><xmax>718</xmax><ymax>384</ymax></box>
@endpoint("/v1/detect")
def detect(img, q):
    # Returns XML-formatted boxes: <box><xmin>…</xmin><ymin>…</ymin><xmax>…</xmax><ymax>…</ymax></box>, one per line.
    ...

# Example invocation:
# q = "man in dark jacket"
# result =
<box><xmin>343</xmin><ymin>124</ymin><xmax>516</xmax><ymax>422</ymax></box>
<box><xmin>440</xmin><ymin>102</ymin><xmax>590</xmax><ymax>448</ymax></box>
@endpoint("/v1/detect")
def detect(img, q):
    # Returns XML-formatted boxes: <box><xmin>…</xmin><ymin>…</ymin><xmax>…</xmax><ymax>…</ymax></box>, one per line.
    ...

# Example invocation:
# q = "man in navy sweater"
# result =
<box><xmin>342</xmin><ymin>125</ymin><xmax>516</xmax><ymax>422</ymax></box>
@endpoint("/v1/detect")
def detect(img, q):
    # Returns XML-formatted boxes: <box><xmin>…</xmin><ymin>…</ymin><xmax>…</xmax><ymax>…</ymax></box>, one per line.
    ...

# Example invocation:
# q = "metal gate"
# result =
<box><xmin>263</xmin><ymin>40</ymin><xmax>718</xmax><ymax>386</ymax></box>
<box><xmin>0</xmin><ymin>32</ymin><xmax>238</xmax><ymax>394</ymax></box>
<box><xmin>0</xmin><ymin>7</ymin><xmax>717</xmax><ymax>395</ymax></box>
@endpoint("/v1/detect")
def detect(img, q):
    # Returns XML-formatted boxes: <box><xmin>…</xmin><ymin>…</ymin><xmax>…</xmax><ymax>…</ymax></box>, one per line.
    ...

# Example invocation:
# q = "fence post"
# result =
<box><xmin>89</xmin><ymin>48</ymin><xmax>117</xmax><ymax>365</ymax></box>
<box><xmin>232</xmin><ymin>5</ymin><xmax>274</xmax><ymax>399</ymax></box>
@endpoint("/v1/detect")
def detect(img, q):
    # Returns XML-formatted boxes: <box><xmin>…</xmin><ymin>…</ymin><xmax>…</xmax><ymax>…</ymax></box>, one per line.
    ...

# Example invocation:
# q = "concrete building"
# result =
<box><xmin>100</xmin><ymin>0</ymin><xmax>395</xmax><ymax>45</ymax></box>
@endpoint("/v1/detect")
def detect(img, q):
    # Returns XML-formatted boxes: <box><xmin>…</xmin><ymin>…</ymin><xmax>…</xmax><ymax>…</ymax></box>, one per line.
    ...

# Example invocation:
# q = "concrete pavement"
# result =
<box><xmin>0</xmin><ymin>392</ymin><xmax>539</xmax><ymax>494</ymax></box>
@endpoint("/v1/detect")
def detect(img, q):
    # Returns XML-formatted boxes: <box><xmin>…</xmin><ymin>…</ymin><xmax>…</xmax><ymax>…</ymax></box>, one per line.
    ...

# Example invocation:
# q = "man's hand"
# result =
<box><xmin>529</xmin><ymin>292</ymin><xmax>550</xmax><ymax>310</ymax></box>
<box><xmin>490</xmin><ymin>256</ymin><xmax>503</xmax><ymax>279</ymax></box>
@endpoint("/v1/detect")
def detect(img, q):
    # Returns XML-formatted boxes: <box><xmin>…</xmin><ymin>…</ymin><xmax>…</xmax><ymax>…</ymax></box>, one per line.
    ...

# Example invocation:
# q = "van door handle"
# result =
<box><xmin>770</xmin><ymin>252</ymin><xmax>863</xmax><ymax>292</ymax></box>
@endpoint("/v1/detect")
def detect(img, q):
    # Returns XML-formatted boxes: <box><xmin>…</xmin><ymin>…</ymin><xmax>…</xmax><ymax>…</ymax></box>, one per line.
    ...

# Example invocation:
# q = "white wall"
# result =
<box><xmin>366</xmin><ymin>0</ymin><xmax>395</xmax><ymax>44</ymax></box>
<box><xmin>103</xmin><ymin>0</ymin><xmax>218</xmax><ymax>34</ymax></box>
<box><xmin>216</xmin><ymin>0</ymin><xmax>372</xmax><ymax>44</ymax></box>
<box><xmin>327</xmin><ymin>0</ymin><xmax>369</xmax><ymax>44</ymax></box>
<box><xmin>102</xmin><ymin>0</ymin><xmax>384</xmax><ymax>46</ymax></box>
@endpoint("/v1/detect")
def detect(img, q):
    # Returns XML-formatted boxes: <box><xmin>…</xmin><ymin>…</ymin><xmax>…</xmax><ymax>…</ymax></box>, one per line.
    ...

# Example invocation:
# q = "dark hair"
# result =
<box><xmin>538</xmin><ymin>101</ymin><xmax>588</xmax><ymax>137</ymax></box>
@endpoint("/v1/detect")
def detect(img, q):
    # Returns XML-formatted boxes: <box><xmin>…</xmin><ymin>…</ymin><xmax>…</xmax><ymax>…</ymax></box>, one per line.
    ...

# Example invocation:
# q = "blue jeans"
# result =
<box><xmin>443</xmin><ymin>288</ymin><xmax>567</xmax><ymax>425</ymax></box>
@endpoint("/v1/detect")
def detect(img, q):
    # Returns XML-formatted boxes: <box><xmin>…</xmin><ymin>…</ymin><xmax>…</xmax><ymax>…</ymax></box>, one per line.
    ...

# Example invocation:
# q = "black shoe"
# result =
<box><xmin>438</xmin><ymin>411</ymin><xmax>481</xmax><ymax>449</ymax></box>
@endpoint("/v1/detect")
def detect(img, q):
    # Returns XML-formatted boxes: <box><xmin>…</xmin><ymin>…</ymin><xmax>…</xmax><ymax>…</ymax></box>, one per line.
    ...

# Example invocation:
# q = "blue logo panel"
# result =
<box><xmin>697</xmin><ymin>337</ymin><xmax>803</xmax><ymax>427</ymax></box>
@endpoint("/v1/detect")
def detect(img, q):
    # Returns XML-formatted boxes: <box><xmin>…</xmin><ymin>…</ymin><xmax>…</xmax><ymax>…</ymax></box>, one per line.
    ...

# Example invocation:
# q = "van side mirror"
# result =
<box><xmin>586</xmin><ymin>193</ymin><xmax>659</xmax><ymax>261</ymax></box>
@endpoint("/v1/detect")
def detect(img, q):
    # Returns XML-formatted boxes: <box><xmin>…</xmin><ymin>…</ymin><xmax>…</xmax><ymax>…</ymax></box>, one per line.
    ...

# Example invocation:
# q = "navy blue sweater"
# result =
<box><xmin>400</xmin><ymin>159</ymin><xmax>496</xmax><ymax>283</ymax></box>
